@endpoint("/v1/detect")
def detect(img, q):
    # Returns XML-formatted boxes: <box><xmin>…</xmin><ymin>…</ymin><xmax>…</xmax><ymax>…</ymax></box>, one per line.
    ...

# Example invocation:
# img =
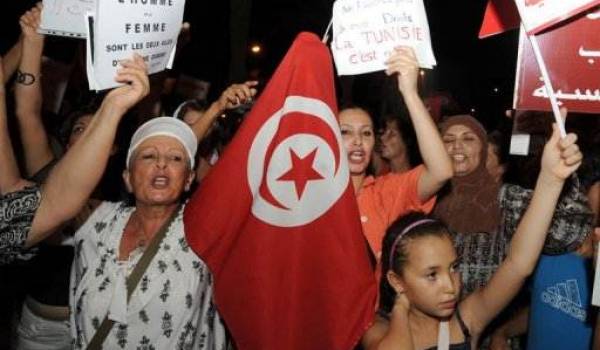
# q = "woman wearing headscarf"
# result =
<box><xmin>435</xmin><ymin>115</ymin><xmax>503</xmax><ymax>294</ymax></box>
<box><xmin>69</xmin><ymin>116</ymin><xmax>227</xmax><ymax>349</ymax></box>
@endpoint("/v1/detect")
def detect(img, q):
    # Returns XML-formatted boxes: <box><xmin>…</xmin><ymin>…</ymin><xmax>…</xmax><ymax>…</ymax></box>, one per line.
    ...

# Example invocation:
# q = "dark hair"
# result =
<box><xmin>60</xmin><ymin>104</ymin><xmax>100</xmax><ymax>146</ymax></box>
<box><xmin>382</xmin><ymin>113</ymin><xmax>422</xmax><ymax>167</ymax></box>
<box><xmin>173</xmin><ymin>99</ymin><xmax>209</xmax><ymax>120</ymax></box>
<box><xmin>503</xmin><ymin>134</ymin><xmax>546</xmax><ymax>190</ymax></box>
<box><xmin>379</xmin><ymin>212</ymin><xmax>450</xmax><ymax>314</ymax></box>
<box><xmin>487</xmin><ymin>130</ymin><xmax>509</xmax><ymax>166</ymax></box>
<box><xmin>338</xmin><ymin>104</ymin><xmax>374</xmax><ymax>120</ymax></box>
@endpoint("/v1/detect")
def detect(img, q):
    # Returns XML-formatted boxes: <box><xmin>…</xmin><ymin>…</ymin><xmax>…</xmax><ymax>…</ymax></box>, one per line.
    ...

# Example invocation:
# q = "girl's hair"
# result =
<box><xmin>379</xmin><ymin>212</ymin><xmax>450</xmax><ymax>314</ymax></box>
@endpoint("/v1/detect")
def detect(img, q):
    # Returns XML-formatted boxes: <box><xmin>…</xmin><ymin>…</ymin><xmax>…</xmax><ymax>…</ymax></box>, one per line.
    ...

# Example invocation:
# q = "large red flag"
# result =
<box><xmin>184</xmin><ymin>32</ymin><xmax>376</xmax><ymax>350</ymax></box>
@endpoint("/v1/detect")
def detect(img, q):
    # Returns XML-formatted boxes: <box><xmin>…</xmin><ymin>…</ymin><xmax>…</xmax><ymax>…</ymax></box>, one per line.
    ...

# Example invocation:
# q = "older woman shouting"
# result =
<box><xmin>69</xmin><ymin>116</ymin><xmax>226</xmax><ymax>349</ymax></box>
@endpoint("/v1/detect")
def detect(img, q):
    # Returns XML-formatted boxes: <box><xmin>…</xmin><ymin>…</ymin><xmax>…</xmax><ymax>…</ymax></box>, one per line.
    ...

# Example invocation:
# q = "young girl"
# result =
<box><xmin>362</xmin><ymin>124</ymin><xmax>583</xmax><ymax>349</ymax></box>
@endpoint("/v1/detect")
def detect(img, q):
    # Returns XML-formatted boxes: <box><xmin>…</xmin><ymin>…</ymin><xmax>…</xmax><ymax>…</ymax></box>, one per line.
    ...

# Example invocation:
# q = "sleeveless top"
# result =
<box><xmin>424</xmin><ymin>307</ymin><xmax>471</xmax><ymax>350</ymax></box>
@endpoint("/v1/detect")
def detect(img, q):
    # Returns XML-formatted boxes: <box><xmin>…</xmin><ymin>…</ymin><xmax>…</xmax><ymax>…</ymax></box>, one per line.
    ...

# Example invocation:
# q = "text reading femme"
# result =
<box><xmin>125</xmin><ymin>23</ymin><xmax>167</xmax><ymax>34</ymax></box>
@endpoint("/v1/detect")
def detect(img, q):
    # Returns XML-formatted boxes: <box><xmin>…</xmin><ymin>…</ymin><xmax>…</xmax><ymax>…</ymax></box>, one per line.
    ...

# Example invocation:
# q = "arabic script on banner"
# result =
<box><xmin>514</xmin><ymin>6</ymin><xmax>600</xmax><ymax>114</ymax></box>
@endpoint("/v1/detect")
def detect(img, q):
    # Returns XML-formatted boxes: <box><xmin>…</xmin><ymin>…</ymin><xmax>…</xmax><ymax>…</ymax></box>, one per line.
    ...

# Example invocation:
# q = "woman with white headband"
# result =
<box><xmin>69</xmin><ymin>116</ymin><xmax>227</xmax><ymax>349</ymax></box>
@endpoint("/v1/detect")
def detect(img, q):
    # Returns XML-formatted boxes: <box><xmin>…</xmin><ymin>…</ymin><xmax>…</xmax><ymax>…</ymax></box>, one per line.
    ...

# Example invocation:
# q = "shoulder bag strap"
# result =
<box><xmin>86</xmin><ymin>205</ymin><xmax>181</xmax><ymax>350</ymax></box>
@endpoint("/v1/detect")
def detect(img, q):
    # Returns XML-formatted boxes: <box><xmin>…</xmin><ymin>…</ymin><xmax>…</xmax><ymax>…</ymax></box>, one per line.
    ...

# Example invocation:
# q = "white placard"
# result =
<box><xmin>331</xmin><ymin>0</ymin><xmax>436</xmax><ymax>76</ymax></box>
<box><xmin>509</xmin><ymin>133</ymin><xmax>531</xmax><ymax>156</ymax></box>
<box><xmin>514</xmin><ymin>0</ymin><xmax>600</xmax><ymax>34</ymax></box>
<box><xmin>87</xmin><ymin>0</ymin><xmax>185</xmax><ymax>90</ymax></box>
<box><xmin>592</xmin><ymin>244</ymin><xmax>600</xmax><ymax>306</ymax></box>
<box><xmin>40</xmin><ymin>0</ymin><xmax>95</xmax><ymax>38</ymax></box>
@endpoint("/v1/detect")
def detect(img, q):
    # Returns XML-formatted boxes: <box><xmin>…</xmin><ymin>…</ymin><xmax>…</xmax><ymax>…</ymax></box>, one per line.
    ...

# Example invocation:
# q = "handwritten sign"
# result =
<box><xmin>513</xmin><ymin>0</ymin><xmax>600</xmax><ymax>34</ymax></box>
<box><xmin>514</xmin><ymin>6</ymin><xmax>600</xmax><ymax>114</ymax></box>
<box><xmin>331</xmin><ymin>0</ymin><xmax>436</xmax><ymax>76</ymax></box>
<box><xmin>40</xmin><ymin>0</ymin><xmax>95</xmax><ymax>38</ymax></box>
<box><xmin>86</xmin><ymin>0</ymin><xmax>185</xmax><ymax>90</ymax></box>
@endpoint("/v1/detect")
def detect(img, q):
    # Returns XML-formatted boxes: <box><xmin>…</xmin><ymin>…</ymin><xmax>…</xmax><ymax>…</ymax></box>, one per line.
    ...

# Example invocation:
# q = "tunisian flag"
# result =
<box><xmin>184</xmin><ymin>32</ymin><xmax>376</xmax><ymax>349</ymax></box>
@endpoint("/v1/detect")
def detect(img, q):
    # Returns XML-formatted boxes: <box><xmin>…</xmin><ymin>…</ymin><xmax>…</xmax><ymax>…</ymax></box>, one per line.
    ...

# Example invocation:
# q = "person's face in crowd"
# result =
<box><xmin>67</xmin><ymin>114</ymin><xmax>94</xmax><ymax>149</ymax></box>
<box><xmin>182</xmin><ymin>108</ymin><xmax>204</xmax><ymax>126</ymax></box>
<box><xmin>380</xmin><ymin>119</ymin><xmax>407</xmax><ymax>161</ymax></box>
<box><xmin>442</xmin><ymin>124</ymin><xmax>483</xmax><ymax>177</ymax></box>
<box><xmin>388</xmin><ymin>234</ymin><xmax>461</xmax><ymax>318</ymax></box>
<box><xmin>124</xmin><ymin>135</ymin><xmax>194</xmax><ymax>207</ymax></box>
<box><xmin>339</xmin><ymin>108</ymin><xmax>375</xmax><ymax>177</ymax></box>
<box><xmin>486</xmin><ymin>142</ymin><xmax>504</xmax><ymax>182</ymax></box>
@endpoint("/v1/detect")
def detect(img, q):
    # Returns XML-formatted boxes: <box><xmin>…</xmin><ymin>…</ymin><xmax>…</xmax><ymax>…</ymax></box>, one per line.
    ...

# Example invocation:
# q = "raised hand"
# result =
<box><xmin>540</xmin><ymin>123</ymin><xmax>583</xmax><ymax>183</ymax></box>
<box><xmin>20</xmin><ymin>2</ymin><xmax>44</xmax><ymax>44</ymax></box>
<box><xmin>215</xmin><ymin>81</ymin><xmax>258</xmax><ymax>111</ymax></box>
<box><xmin>384</xmin><ymin>46</ymin><xmax>419</xmax><ymax>96</ymax></box>
<box><xmin>103</xmin><ymin>54</ymin><xmax>150</xmax><ymax>115</ymax></box>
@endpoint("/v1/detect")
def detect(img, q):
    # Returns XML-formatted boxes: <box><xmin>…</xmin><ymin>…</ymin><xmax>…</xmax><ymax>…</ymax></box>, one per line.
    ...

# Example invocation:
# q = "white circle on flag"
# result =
<box><xmin>247</xmin><ymin>96</ymin><xmax>349</xmax><ymax>227</ymax></box>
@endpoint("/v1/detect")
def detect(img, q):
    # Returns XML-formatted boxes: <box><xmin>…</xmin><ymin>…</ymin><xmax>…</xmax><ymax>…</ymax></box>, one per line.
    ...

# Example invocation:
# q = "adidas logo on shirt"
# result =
<box><xmin>541</xmin><ymin>279</ymin><xmax>586</xmax><ymax>321</ymax></box>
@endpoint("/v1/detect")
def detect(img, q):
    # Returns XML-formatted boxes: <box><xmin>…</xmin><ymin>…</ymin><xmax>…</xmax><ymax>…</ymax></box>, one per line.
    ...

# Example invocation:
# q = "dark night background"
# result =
<box><xmin>0</xmin><ymin>1</ymin><xmax>598</xmax><ymax>347</ymax></box>
<box><xmin>1</xmin><ymin>0</ymin><xmax>519</xmax><ymax>132</ymax></box>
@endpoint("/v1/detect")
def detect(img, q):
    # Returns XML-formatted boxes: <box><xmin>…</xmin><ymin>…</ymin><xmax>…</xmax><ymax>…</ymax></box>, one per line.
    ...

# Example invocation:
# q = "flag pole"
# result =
<box><xmin>322</xmin><ymin>17</ymin><xmax>333</xmax><ymax>43</ymax></box>
<box><xmin>526</xmin><ymin>29</ymin><xmax>567</xmax><ymax>138</ymax></box>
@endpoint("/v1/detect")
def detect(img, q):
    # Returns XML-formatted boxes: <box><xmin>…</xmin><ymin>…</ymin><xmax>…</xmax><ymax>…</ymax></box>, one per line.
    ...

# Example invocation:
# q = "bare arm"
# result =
<box><xmin>25</xmin><ymin>54</ymin><xmax>150</xmax><ymax>247</ymax></box>
<box><xmin>385</xmin><ymin>47</ymin><xmax>452</xmax><ymax>202</ymax></box>
<box><xmin>0</xmin><ymin>58</ymin><xmax>27</xmax><ymax>194</ymax></box>
<box><xmin>14</xmin><ymin>3</ymin><xmax>54</xmax><ymax>176</ymax></box>
<box><xmin>463</xmin><ymin>124</ymin><xmax>582</xmax><ymax>334</ymax></box>
<box><xmin>189</xmin><ymin>81</ymin><xmax>257</xmax><ymax>140</ymax></box>
<box><xmin>3</xmin><ymin>40</ymin><xmax>23</xmax><ymax>82</ymax></box>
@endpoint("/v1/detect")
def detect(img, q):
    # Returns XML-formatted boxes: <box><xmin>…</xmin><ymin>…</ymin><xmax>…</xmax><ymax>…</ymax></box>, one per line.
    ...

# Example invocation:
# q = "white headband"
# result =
<box><xmin>126</xmin><ymin>117</ymin><xmax>198</xmax><ymax>169</ymax></box>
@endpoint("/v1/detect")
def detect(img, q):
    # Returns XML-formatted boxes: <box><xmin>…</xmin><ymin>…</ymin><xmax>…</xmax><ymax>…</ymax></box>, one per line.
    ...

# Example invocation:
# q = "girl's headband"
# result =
<box><xmin>388</xmin><ymin>219</ymin><xmax>436</xmax><ymax>268</ymax></box>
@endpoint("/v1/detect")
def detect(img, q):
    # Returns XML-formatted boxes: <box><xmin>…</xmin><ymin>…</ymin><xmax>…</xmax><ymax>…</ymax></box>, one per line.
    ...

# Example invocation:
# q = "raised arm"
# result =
<box><xmin>0</xmin><ymin>57</ymin><xmax>27</xmax><ymax>194</ymax></box>
<box><xmin>14</xmin><ymin>3</ymin><xmax>54</xmax><ymax>176</ymax></box>
<box><xmin>385</xmin><ymin>47</ymin><xmax>452</xmax><ymax>202</ymax></box>
<box><xmin>463</xmin><ymin>124</ymin><xmax>582</xmax><ymax>333</ymax></box>
<box><xmin>26</xmin><ymin>54</ymin><xmax>150</xmax><ymax>247</ymax></box>
<box><xmin>189</xmin><ymin>81</ymin><xmax>257</xmax><ymax>141</ymax></box>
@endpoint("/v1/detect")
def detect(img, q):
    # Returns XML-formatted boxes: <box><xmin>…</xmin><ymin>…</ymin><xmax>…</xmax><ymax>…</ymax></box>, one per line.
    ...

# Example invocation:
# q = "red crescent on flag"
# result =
<box><xmin>258</xmin><ymin>111</ymin><xmax>341</xmax><ymax>211</ymax></box>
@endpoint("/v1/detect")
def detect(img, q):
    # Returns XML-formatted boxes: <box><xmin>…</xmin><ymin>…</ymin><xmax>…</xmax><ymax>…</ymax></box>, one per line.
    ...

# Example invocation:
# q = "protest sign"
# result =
<box><xmin>40</xmin><ymin>0</ymin><xmax>95</xmax><ymax>38</ymax></box>
<box><xmin>331</xmin><ymin>0</ymin><xmax>436</xmax><ymax>76</ymax></box>
<box><xmin>86</xmin><ymin>0</ymin><xmax>185</xmax><ymax>90</ymax></box>
<box><xmin>513</xmin><ymin>0</ymin><xmax>600</xmax><ymax>34</ymax></box>
<box><xmin>514</xmin><ymin>7</ymin><xmax>600</xmax><ymax>114</ymax></box>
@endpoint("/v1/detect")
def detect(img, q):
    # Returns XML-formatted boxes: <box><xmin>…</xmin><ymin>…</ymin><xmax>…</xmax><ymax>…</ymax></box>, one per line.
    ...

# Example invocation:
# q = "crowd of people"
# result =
<box><xmin>1</xmin><ymin>3</ymin><xmax>599</xmax><ymax>350</ymax></box>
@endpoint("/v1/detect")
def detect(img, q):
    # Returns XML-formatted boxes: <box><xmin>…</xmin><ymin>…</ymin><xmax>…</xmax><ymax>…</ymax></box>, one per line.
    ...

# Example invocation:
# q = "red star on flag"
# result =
<box><xmin>277</xmin><ymin>148</ymin><xmax>324</xmax><ymax>199</ymax></box>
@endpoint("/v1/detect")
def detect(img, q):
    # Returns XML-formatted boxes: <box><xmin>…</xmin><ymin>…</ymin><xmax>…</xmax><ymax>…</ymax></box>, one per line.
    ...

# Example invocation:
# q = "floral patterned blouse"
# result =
<box><xmin>70</xmin><ymin>201</ymin><xmax>227</xmax><ymax>350</ymax></box>
<box><xmin>0</xmin><ymin>186</ymin><xmax>41</xmax><ymax>266</ymax></box>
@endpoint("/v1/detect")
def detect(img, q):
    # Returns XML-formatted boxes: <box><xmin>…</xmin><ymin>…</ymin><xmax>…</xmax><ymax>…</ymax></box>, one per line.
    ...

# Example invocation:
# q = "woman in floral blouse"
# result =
<box><xmin>69</xmin><ymin>115</ymin><xmax>229</xmax><ymax>349</ymax></box>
